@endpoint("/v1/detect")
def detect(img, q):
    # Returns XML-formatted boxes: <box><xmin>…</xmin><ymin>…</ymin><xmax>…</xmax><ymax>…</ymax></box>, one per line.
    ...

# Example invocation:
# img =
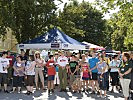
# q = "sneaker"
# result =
<box><xmin>79</xmin><ymin>90</ymin><xmax>81</xmax><ymax>93</ymax></box>
<box><xmin>51</xmin><ymin>89</ymin><xmax>54</xmax><ymax>93</ymax></box>
<box><xmin>60</xmin><ymin>89</ymin><xmax>63</xmax><ymax>92</ymax></box>
<box><xmin>91</xmin><ymin>91</ymin><xmax>95</xmax><ymax>94</ymax></box>
<box><xmin>4</xmin><ymin>90</ymin><xmax>9</xmax><ymax>93</ymax></box>
<box><xmin>63</xmin><ymin>89</ymin><xmax>67</xmax><ymax>92</ymax></box>
<box><xmin>30</xmin><ymin>92</ymin><xmax>33</xmax><ymax>95</ymax></box>
<box><xmin>48</xmin><ymin>90</ymin><xmax>51</xmax><ymax>94</ymax></box>
<box><xmin>82</xmin><ymin>89</ymin><xmax>85</xmax><ymax>92</ymax></box>
<box><xmin>25</xmin><ymin>91</ymin><xmax>30</xmax><ymax>95</ymax></box>
<box><xmin>111</xmin><ymin>89</ymin><xmax>114</xmax><ymax>93</ymax></box>
<box><xmin>97</xmin><ymin>91</ymin><xmax>100</xmax><ymax>95</ymax></box>
<box><xmin>73</xmin><ymin>91</ymin><xmax>77</xmax><ymax>93</ymax></box>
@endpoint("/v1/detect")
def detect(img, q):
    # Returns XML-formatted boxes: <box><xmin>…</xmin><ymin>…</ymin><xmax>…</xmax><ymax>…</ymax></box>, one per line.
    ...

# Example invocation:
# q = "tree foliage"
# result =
<box><xmin>95</xmin><ymin>0</ymin><xmax>133</xmax><ymax>50</ymax></box>
<box><xmin>56</xmin><ymin>1</ymin><xmax>107</xmax><ymax>46</ymax></box>
<box><xmin>0</xmin><ymin>0</ymin><xmax>57</xmax><ymax>43</ymax></box>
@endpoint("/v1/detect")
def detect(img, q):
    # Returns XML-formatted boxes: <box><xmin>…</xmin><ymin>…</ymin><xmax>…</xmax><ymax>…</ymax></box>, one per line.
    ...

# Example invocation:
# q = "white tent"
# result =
<box><xmin>82</xmin><ymin>41</ymin><xmax>105</xmax><ymax>50</ymax></box>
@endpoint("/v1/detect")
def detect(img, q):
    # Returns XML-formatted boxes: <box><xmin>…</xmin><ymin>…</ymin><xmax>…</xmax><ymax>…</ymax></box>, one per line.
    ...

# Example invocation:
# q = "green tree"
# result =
<box><xmin>95</xmin><ymin>0</ymin><xmax>133</xmax><ymax>50</ymax></box>
<box><xmin>56</xmin><ymin>1</ymin><xmax>107</xmax><ymax>46</ymax></box>
<box><xmin>0</xmin><ymin>0</ymin><xmax>57</xmax><ymax>43</ymax></box>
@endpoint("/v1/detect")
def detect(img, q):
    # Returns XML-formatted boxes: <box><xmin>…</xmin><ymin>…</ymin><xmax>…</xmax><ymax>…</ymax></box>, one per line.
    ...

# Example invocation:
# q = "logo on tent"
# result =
<box><xmin>19</xmin><ymin>44</ymin><xmax>24</xmax><ymax>48</ymax></box>
<box><xmin>63</xmin><ymin>44</ymin><xmax>68</xmax><ymax>48</ymax></box>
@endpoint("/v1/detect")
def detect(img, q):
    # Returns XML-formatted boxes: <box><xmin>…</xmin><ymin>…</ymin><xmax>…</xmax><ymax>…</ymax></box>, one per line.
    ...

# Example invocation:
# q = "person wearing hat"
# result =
<box><xmin>57</xmin><ymin>50</ymin><xmax>68</xmax><ymax>92</ymax></box>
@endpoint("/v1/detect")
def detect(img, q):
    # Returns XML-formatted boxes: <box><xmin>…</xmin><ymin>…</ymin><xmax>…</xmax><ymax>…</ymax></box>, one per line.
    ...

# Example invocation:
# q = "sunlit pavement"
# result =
<box><xmin>0</xmin><ymin>88</ymin><xmax>124</xmax><ymax>100</ymax></box>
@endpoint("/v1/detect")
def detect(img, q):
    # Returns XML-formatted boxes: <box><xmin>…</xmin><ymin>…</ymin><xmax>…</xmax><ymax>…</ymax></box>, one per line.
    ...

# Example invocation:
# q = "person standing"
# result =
<box><xmin>109</xmin><ymin>55</ymin><xmax>120</xmax><ymax>93</ymax></box>
<box><xmin>118</xmin><ymin>52</ymin><xmax>133</xmax><ymax>100</ymax></box>
<box><xmin>12</xmin><ymin>56</ymin><xmax>25</xmax><ymax>93</ymax></box>
<box><xmin>34</xmin><ymin>51</ymin><xmax>45</xmax><ymax>90</ymax></box>
<box><xmin>6</xmin><ymin>51</ymin><xmax>15</xmax><ymax>83</ymax></box>
<box><xmin>97</xmin><ymin>55</ymin><xmax>108</xmax><ymax>97</ymax></box>
<box><xmin>102</xmin><ymin>51</ymin><xmax>110</xmax><ymax>91</ymax></box>
<box><xmin>82</xmin><ymin>62</ymin><xmax>90</xmax><ymax>92</ymax></box>
<box><xmin>129</xmin><ymin>51</ymin><xmax>133</xmax><ymax>99</ymax></box>
<box><xmin>0</xmin><ymin>51</ymin><xmax>10</xmax><ymax>93</ymax></box>
<box><xmin>57</xmin><ymin>51</ymin><xmax>68</xmax><ymax>92</ymax></box>
<box><xmin>54</xmin><ymin>52</ymin><xmax>60</xmax><ymax>87</ymax></box>
<box><xmin>69</xmin><ymin>55</ymin><xmax>79</xmax><ymax>90</ymax></box>
<box><xmin>25</xmin><ymin>55</ymin><xmax>36</xmax><ymax>95</ymax></box>
<box><xmin>46</xmin><ymin>55</ymin><xmax>56</xmax><ymax>94</ymax></box>
<box><xmin>89</xmin><ymin>51</ymin><xmax>99</xmax><ymax>94</ymax></box>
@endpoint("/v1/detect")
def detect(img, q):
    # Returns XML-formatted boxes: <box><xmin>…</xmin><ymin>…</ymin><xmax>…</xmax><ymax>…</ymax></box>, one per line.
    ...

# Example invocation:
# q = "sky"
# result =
<box><xmin>54</xmin><ymin>0</ymin><xmax>119</xmax><ymax>19</ymax></box>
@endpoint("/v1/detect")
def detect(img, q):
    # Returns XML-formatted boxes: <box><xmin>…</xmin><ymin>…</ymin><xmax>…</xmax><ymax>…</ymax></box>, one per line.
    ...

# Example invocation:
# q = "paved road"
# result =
<box><xmin>0</xmin><ymin>88</ymin><xmax>124</xmax><ymax>100</ymax></box>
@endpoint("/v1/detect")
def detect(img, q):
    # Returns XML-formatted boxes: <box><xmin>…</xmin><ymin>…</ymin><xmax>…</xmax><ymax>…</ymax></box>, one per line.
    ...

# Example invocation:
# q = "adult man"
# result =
<box><xmin>0</xmin><ymin>51</ymin><xmax>10</xmax><ymax>93</ymax></box>
<box><xmin>6</xmin><ymin>51</ymin><xmax>14</xmax><ymax>83</ymax></box>
<box><xmin>57</xmin><ymin>51</ymin><xmax>68</xmax><ymax>92</ymax></box>
<box><xmin>89</xmin><ymin>51</ymin><xmax>99</xmax><ymax>94</ymax></box>
<box><xmin>20</xmin><ymin>50</ymin><xmax>28</xmax><ymax>65</ymax></box>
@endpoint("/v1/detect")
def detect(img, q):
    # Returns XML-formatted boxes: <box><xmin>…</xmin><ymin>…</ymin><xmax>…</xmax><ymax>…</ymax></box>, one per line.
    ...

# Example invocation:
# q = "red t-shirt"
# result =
<box><xmin>46</xmin><ymin>60</ymin><xmax>56</xmax><ymax>76</ymax></box>
<box><xmin>82</xmin><ymin>65</ymin><xmax>89</xmax><ymax>78</ymax></box>
<box><xmin>7</xmin><ymin>56</ymin><xmax>14</xmax><ymax>66</ymax></box>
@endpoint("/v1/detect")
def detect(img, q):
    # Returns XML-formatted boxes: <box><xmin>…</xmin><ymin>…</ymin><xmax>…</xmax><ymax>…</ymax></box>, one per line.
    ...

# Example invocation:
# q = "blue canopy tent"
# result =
<box><xmin>18</xmin><ymin>28</ymin><xmax>89</xmax><ymax>50</ymax></box>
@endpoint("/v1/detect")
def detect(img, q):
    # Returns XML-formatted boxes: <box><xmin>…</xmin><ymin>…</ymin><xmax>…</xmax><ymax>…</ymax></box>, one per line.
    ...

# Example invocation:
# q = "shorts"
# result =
<box><xmin>0</xmin><ymin>73</ymin><xmax>8</xmax><ymax>84</ymax></box>
<box><xmin>13</xmin><ymin>76</ymin><xmax>23</xmax><ymax>87</ymax></box>
<box><xmin>25</xmin><ymin>75</ymin><xmax>34</xmax><ymax>86</ymax></box>
<box><xmin>48</xmin><ymin>75</ymin><xmax>55</xmax><ymax>81</ymax></box>
<box><xmin>82</xmin><ymin>77</ymin><xmax>89</xmax><ymax>80</ymax></box>
<box><xmin>92</xmin><ymin>73</ymin><xmax>98</xmax><ymax>80</ymax></box>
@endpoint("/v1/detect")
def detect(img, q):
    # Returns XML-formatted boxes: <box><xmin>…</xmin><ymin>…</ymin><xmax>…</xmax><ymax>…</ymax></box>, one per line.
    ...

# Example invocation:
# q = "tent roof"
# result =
<box><xmin>18</xmin><ymin>28</ymin><xmax>88</xmax><ymax>50</ymax></box>
<box><xmin>24</xmin><ymin>28</ymin><xmax>84</xmax><ymax>45</ymax></box>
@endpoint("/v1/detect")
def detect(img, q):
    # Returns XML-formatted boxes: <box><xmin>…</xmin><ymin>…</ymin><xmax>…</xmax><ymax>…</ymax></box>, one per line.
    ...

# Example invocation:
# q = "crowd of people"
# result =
<box><xmin>0</xmin><ymin>50</ymin><xmax>132</xmax><ymax>100</ymax></box>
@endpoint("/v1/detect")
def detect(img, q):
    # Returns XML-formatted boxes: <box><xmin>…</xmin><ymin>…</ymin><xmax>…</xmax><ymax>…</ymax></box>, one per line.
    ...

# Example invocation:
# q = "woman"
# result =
<box><xmin>119</xmin><ymin>52</ymin><xmax>133</xmax><ymax>100</ymax></box>
<box><xmin>12</xmin><ymin>56</ymin><xmax>25</xmax><ymax>93</ymax></box>
<box><xmin>97</xmin><ymin>55</ymin><xmax>108</xmax><ymax>97</ymax></box>
<box><xmin>25</xmin><ymin>55</ymin><xmax>36</xmax><ymax>95</ymax></box>
<box><xmin>34</xmin><ymin>51</ymin><xmax>45</xmax><ymax>90</ymax></box>
<box><xmin>109</xmin><ymin>55</ymin><xmax>120</xmax><ymax>93</ymax></box>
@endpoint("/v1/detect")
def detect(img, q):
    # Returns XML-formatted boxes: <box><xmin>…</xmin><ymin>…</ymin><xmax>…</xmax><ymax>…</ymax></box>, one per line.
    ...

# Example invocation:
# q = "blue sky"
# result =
<box><xmin>54</xmin><ymin>0</ymin><xmax>119</xmax><ymax>19</ymax></box>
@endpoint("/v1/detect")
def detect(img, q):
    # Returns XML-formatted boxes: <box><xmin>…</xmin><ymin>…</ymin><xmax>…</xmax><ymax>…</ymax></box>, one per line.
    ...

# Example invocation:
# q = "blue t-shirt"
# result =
<box><xmin>55</xmin><ymin>66</ymin><xmax>59</xmax><ymax>72</ymax></box>
<box><xmin>88</xmin><ymin>57</ymin><xmax>99</xmax><ymax>73</ymax></box>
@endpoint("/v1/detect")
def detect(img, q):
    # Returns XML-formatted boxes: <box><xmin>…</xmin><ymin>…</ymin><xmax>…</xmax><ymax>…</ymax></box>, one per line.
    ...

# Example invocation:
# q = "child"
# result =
<box><xmin>71</xmin><ymin>65</ymin><xmax>82</xmax><ymax>93</ymax></box>
<box><xmin>46</xmin><ymin>55</ymin><xmax>56</xmax><ymax>94</ymax></box>
<box><xmin>82</xmin><ymin>62</ymin><xmax>90</xmax><ymax>92</ymax></box>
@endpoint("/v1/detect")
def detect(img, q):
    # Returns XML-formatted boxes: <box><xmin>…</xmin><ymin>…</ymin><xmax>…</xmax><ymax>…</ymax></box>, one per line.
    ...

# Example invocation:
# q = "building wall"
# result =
<box><xmin>0</xmin><ymin>29</ymin><xmax>18</xmax><ymax>52</ymax></box>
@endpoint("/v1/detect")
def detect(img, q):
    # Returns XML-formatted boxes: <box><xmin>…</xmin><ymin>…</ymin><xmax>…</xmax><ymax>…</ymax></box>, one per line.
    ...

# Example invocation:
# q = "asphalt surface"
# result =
<box><xmin>0</xmin><ymin>87</ymin><xmax>124</xmax><ymax>100</ymax></box>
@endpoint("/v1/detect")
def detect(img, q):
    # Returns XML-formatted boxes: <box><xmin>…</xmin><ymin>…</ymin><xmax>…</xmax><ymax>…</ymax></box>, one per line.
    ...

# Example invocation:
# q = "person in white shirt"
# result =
<box><xmin>0</xmin><ymin>51</ymin><xmax>10</xmax><ymax>93</ymax></box>
<box><xmin>25</xmin><ymin>55</ymin><xmax>36</xmax><ymax>95</ymax></box>
<box><xmin>57</xmin><ymin>51</ymin><xmax>68</xmax><ymax>92</ymax></box>
<box><xmin>109</xmin><ymin>55</ymin><xmax>120</xmax><ymax>93</ymax></box>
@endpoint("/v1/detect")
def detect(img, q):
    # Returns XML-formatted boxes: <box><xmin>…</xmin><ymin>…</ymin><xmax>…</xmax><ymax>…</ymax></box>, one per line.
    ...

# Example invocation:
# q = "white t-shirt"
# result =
<box><xmin>109</xmin><ymin>60</ymin><xmax>120</xmax><ymax>72</ymax></box>
<box><xmin>0</xmin><ymin>57</ymin><xmax>9</xmax><ymax>73</ymax></box>
<box><xmin>25</xmin><ymin>61</ymin><xmax>36</xmax><ymax>75</ymax></box>
<box><xmin>57</xmin><ymin>56</ymin><xmax>68</xmax><ymax>67</ymax></box>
